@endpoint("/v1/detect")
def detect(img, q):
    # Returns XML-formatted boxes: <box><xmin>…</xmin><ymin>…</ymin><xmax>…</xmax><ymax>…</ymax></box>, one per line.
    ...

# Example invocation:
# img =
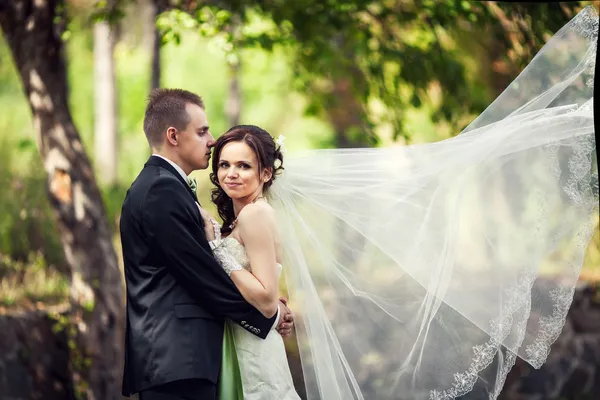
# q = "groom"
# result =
<box><xmin>120</xmin><ymin>88</ymin><xmax>293</xmax><ymax>400</ymax></box>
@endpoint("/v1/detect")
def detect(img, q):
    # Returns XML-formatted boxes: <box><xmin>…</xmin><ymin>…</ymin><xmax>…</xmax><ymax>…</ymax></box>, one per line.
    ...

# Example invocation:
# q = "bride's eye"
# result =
<box><xmin>219</xmin><ymin>162</ymin><xmax>229</xmax><ymax>169</ymax></box>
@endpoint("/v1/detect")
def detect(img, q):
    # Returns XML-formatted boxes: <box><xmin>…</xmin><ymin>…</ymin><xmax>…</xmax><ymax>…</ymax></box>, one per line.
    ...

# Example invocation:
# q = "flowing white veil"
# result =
<box><xmin>269</xmin><ymin>6</ymin><xmax>598</xmax><ymax>400</ymax></box>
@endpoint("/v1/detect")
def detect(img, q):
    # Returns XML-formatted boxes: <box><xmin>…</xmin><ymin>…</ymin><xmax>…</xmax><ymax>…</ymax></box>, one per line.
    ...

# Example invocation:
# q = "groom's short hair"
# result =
<box><xmin>143</xmin><ymin>88</ymin><xmax>205</xmax><ymax>147</ymax></box>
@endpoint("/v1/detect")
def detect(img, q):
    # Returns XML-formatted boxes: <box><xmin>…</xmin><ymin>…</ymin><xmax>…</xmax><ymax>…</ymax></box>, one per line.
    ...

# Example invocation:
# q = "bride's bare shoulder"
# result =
<box><xmin>237</xmin><ymin>201</ymin><xmax>276</xmax><ymax>229</ymax></box>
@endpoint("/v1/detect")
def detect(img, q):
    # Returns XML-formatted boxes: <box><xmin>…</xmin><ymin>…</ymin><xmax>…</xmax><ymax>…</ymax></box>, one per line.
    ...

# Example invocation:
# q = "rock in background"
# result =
<box><xmin>0</xmin><ymin>283</ymin><xmax>598</xmax><ymax>400</ymax></box>
<box><xmin>0</xmin><ymin>309</ymin><xmax>74</xmax><ymax>400</ymax></box>
<box><xmin>499</xmin><ymin>282</ymin><xmax>600</xmax><ymax>400</ymax></box>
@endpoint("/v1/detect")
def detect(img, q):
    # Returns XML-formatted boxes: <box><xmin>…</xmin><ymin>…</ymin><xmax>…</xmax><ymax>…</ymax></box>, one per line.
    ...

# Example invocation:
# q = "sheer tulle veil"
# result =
<box><xmin>268</xmin><ymin>6</ymin><xmax>598</xmax><ymax>400</ymax></box>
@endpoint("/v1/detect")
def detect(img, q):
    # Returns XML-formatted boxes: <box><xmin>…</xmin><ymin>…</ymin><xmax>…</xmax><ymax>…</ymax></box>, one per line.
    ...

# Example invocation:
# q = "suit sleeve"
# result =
<box><xmin>142</xmin><ymin>176</ymin><xmax>276</xmax><ymax>339</ymax></box>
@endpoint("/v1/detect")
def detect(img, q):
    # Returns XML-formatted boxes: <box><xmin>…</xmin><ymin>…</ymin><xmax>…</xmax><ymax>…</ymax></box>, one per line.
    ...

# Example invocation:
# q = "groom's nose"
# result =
<box><xmin>207</xmin><ymin>133</ymin><xmax>216</xmax><ymax>147</ymax></box>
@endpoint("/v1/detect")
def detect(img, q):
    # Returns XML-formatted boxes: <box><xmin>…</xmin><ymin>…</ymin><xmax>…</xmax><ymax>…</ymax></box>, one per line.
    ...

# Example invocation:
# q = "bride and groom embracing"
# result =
<box><xmin>120</xmin><ymin>89</ymin><xmax>300</xmax><ymax>400</ymax></box>
<box><xmin>120</xmin><ymin>6</ymin><xmax>598</xmax><ymax>400</ymax></box>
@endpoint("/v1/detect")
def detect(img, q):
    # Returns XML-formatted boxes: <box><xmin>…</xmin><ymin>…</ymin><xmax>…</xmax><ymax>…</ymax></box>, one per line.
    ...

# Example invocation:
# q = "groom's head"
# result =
<box><xmin>144</xmin><ymin>88</ymin><xmax>215</xmax><ymax>174</ymax></box>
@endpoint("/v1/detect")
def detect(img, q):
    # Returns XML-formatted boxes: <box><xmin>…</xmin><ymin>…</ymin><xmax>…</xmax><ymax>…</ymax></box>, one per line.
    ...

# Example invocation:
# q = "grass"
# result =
<box><xmin>0</xmin><ymin>252</ymin><xmax>69</xmax><ymax>312</ymax></box>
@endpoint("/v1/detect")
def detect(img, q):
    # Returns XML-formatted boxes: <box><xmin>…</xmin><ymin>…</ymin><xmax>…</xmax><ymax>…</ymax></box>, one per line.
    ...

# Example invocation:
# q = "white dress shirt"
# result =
<box><xmin>152</xmin><ymin>153</ymin><xmax>188</xmax><ymax>183</ymax></box>
<box><xmin>151</xmin><ymin>153</ymin><xmax>281</xmax><ymax>329</ymax></box>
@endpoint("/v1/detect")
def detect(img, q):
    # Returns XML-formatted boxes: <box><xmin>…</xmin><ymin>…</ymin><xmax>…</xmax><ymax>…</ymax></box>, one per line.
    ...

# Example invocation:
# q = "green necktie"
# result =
<box><xmin>188</xmin><ymin>176</ymin><xmax>198</xmax><ymax>199</ymax></box>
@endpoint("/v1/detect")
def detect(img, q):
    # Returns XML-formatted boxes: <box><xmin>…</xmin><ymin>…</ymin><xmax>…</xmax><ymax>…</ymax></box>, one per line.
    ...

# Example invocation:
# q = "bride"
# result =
<box><xmin>201</xmin><ymin>125</ymin><xmax>301</xmax><ymax>400</ymax></box>
<box><xmin>200</xmin><ymin>6</ymin><xmax>598</xmax><ymax>400</ymax></box>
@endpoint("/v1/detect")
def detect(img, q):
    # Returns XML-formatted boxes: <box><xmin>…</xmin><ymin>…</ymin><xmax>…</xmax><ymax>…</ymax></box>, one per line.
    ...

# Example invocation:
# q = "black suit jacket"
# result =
<box><xmin>120</xmin><ymin>156</ymin><xmax>277</xmax><ymax>396</ymax></box>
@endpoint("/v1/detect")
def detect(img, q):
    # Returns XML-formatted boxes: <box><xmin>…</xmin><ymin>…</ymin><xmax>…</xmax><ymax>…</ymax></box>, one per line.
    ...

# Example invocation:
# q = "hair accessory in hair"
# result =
<box><xmin>275</xmin><ymin>134</ymin><xmax>286</xmax><ymax>154</ymax></box>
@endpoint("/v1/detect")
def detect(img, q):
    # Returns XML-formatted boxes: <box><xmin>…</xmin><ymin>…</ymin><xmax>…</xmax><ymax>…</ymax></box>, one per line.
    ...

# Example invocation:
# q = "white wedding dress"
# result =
<box><xmin>220</xmin><ymin>237</ymin><xmax>300</xmax><ymax>400</ymax></box>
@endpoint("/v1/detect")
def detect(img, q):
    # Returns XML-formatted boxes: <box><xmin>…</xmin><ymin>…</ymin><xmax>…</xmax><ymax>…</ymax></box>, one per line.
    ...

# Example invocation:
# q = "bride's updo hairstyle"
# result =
<box><xmin>210</xmin><ymin>125</ymin><xmax>284</xmax><ymax>234</ymax></box>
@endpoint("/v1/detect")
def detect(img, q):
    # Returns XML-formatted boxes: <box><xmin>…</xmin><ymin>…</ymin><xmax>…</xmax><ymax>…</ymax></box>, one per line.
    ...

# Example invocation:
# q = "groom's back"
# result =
<box><xmin>120</xmin><ymin>161</ymin><xmax>225</xmax><ymax>397</ymax></box>
<box><xmin>120</xmin><ymin>164</ymin><xmax>165</xmax><ymax>275</ymax></box>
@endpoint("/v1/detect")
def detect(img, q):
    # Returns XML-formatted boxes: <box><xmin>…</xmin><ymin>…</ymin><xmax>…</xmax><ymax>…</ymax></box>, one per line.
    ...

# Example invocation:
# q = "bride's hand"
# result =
<box><xmin>197</xmin><ymin>205</ymin><xmax>218</xmax><ymax>241</ymax></box>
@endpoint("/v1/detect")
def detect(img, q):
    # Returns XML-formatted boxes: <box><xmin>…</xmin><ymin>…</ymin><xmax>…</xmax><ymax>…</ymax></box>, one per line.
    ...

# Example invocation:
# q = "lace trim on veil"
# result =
<box><xmin>430</xmin><ymin>77</ymin><xmax>598</xmax><ymax>400</ymax></box>
<box><xmin>429</xmin><ymin>8</ymin><xmax>598</xmax><ymax>398</ymax></box>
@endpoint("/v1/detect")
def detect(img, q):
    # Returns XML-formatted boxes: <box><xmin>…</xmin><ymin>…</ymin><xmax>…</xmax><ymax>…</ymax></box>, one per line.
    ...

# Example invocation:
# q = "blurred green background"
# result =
<box><xmin>1</xmin><ymin>1</ymin><xmax>600</xmax><ymax>399</ymax></box>
<box><xmin>2</xmin><ymin>1</ymin><xmax>598</xmax><ymax>311</ymax></box>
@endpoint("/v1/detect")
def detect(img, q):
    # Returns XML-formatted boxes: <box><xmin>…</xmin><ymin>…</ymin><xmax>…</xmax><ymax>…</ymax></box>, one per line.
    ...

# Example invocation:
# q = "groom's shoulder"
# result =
<box><xmin>134</xmin><ymin>163</ymin><xmax>179</xmax><ymax>186</ymax></box>
<box><xmin>127</xmin><ymin>165</ymin><xmax>181</xmax><ymax>202</ymax></box>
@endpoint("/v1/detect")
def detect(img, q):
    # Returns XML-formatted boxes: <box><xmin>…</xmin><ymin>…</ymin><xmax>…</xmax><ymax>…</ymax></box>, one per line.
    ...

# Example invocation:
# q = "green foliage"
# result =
<box><xmin>157</xmin><ymin>9</ymin><xmax>201</xmax><ymax>45</ymax></box>
<box><xmin>162</xmin><ymin>0</ymin><xmax>590</xmax><ymax>146</ymax></box>
<box><xmin>0</xmin><ymin>252</ymin><xmax>68</xmax><ymax>307</ymax></box>
<box><xmin>101</xmin><ymin>184</ymin><xmax>129</xmax><ymax>231</ymax></box>
<box><xmin>0</xmin><ymin>136</ymin><xmax>65</xmax><ymax>267</ymax></box>
<box><xmin>89</xmin><ymin>0</ymin><xmax>126</xmax><ymax>25</ymax></box>
<box><xmin>0</xmin><ymin>133</ymin><xmax>68</xmax><ymax>308</ymax></box>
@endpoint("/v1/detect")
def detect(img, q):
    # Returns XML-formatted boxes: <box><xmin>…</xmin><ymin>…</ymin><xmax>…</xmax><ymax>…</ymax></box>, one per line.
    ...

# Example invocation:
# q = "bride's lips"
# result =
<box><xmin>224</xmin><ymin>182</ymin><xmax>241</xmax><ymax>189</ymax></box>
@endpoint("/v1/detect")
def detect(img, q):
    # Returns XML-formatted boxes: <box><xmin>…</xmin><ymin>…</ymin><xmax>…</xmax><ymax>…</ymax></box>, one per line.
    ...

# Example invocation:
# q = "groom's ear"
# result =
<box><xmin>166</xmin><ymin>127</ymin><xmax>178</xmax><ymax>145</ymax></box>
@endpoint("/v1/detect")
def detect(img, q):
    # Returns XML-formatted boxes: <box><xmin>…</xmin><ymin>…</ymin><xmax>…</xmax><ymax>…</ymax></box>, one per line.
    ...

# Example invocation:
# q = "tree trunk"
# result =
<box><xmin>224</xmin><ymin>15</ymin><xmax>242</xmax><ymax>127</ymax></box>
<box><xmin>225</xmin><ymin>60</ymin><xmax>241</xmax><ymax>126</ymax></box>
<box><xmin>324</xmin><ymin>73</ymin><xmax>371</xmax><ymax>267</ymax></box>
<box><xmin>151</xmin><ymin>14</ymin><xmax>161</xmax><ymax>90</ymax></box>
<box><xmin>322</xmin><ymin>34</ymin><xmax>371</xmax><ymax>148</ymax></box>
<box><xmin>327</xmin><ymin>77</ymin><xmax>371</xmax><ymax>148</ymax></box>
<box><xmin>147</xmin><ymin>0</ymin><xmax>164</xmax><ymax>90</ymax></box>
<box><xmin>93</xmin><ymin>20</ymin><xmax>118</xmax><ymax>186</ymax></box>
<box><xmin>0</xmin><ymin>1</ymin><xmax>125</xmax><ymax>399</ymax></box>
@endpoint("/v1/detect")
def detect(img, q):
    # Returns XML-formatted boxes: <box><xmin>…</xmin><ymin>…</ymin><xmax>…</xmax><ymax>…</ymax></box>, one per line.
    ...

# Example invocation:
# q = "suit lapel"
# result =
<box><xmin>145</xmin><ymin>156</ymin><xmax>200</xmax><ymax>204</ymax></box>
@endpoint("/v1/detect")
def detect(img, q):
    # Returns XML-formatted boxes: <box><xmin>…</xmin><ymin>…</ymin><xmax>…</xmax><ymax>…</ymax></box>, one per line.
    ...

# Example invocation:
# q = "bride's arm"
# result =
<box><xmin>228</xmin><ymin>204</ymin><xmax>280</xmax><ymax>318</ymax></box>
<box><xmin>199</xmin><ymin>204</ymin><xmax>280</xmax><ymax>318</ymax></box>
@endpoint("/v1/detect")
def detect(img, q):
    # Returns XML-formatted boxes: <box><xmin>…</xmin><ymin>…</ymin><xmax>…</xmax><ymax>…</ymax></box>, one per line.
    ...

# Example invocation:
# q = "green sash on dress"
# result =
<box><xmin>218</xmin><ymin>321</ymin><xmax>244</xmax><ymax>400</ymax></box>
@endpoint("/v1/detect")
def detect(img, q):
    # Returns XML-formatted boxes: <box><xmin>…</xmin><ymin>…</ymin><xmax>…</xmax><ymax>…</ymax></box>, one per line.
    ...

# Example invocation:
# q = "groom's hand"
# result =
<box><xmin>276</xmin><ymin>297</ymin><xmax>294</xmax><ymax>337</ymax></box>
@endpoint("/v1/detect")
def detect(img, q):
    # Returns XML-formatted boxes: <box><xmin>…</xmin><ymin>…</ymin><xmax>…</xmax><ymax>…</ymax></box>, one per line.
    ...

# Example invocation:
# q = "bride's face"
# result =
<box><xmin>217</xmin><ymin>140</ymin><xmax>268</xmax><ymax>200</ymax></box>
